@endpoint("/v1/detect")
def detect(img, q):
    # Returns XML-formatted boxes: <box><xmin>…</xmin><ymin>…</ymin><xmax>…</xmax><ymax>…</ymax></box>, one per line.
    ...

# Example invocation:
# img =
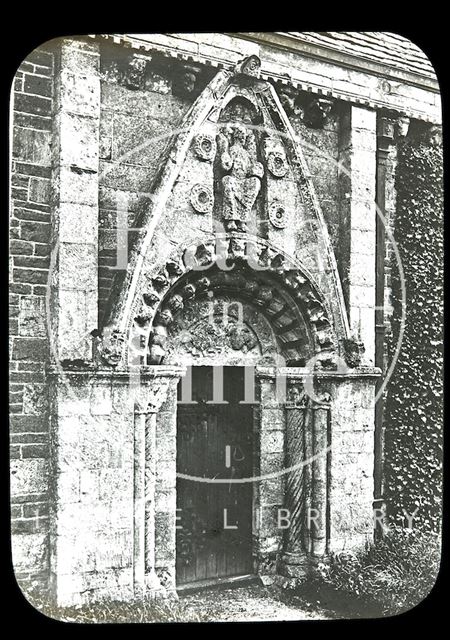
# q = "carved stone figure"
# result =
<box><xmin>217</xmin><ymin>123</ymin><xmax>264</xmax><ymax>232</ymax></box>
<box><xmin>342</xmin><ymin>337</ymin><xmax>365</xmax><ymax>368</ymax></box>
<box><xmin>98</xmin><ymin>328</ymin><xmax>125</xmax><ymax>367</ymax></box>
<box><xmin>279</xmin><ymin>91</ymin><xmax>304</xmax><ymax>118</ymax></box>
<box><xmin>303</xmin><ymin>97</ymin><xmax>333</xmax><ymax>129</ymax></box>
<box><xmin>172</xmin><ymin>65</ymin><xmax>200</xmax><ymax>97</ymax></box>
<box><xmin>122</xmin><ymin>55</ymin><xmax>148</xmax><ymax>90</ymax></box>
<box><xmin>143</xmin><ymin>291</ymin><xmax>159</xmax><ymax>308</ymax></box>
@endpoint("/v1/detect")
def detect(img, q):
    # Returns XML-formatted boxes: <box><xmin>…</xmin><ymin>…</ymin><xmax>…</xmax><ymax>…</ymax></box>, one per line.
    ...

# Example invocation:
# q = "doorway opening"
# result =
<box><xmin>176</xmin><ymin>367</ymin><xmax>254</xmax><ymax>586</ymax></box>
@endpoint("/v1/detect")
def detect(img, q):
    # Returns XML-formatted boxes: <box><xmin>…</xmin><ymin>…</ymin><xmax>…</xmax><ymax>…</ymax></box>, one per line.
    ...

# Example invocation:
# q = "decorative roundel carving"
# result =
<box><xmin>267</xmin><ymin>151</ymin><xmax>288</xmax><ymax>178</ymax></box>
<box><xmin>190</xmin><ymin>183</ymin><xmax>213</xmax><ymax>214</ymax></box>
<box><xmin>269</xmin><ymin>201</ymin><xmax>288</xmax><ymax>229</ymax></box>
<box><xmin>193</xmin><ymin>134</ymin><xmax>216</xmax><ymax>162</ymax></box>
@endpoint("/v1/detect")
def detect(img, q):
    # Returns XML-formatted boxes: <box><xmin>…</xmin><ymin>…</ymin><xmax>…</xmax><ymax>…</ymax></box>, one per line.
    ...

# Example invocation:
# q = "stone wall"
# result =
<box><xmin>10</xmin><ymin>43</ymin><xmax>54</xmax><ymax>587</ymax></box>
<box><xmin>290</xmin><ymin>109</ymin><xmax>341</xmax><ymax>257</ymax></box>
<box><xmin>328</xmin><ymin>377</ymin><xmax>376</xmax><ymax>550</ymax></box>
<box><xmin>48</xmin><ymin>372</ymin><xmax>135</xmax><ymax>605</ymax></box>
<box><xmin>97</xmin><ymin>43</ymin><xmax>194</xmax><ymax>323</ymax></box>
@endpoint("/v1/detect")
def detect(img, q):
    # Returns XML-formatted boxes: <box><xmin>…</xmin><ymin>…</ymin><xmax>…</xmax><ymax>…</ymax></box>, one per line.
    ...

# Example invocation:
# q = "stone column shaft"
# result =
<box><xmin>133</xmin><ymin>410</ymin><xmax>146</xmax><ymax>597</ymax></box>
<box><xmin>311</xmin><ymin>405</ymin><xmax>329</xmax><ymax>557</ymax></box>
<box><xmin>144</xmin><ymin>411</ymin><xmax>160</xmax><ymax>591</ymax></box>
<box><xmin>132</xmin><ymin>368</ymin><xmax>185</xmax><ymax>598</ymax></box>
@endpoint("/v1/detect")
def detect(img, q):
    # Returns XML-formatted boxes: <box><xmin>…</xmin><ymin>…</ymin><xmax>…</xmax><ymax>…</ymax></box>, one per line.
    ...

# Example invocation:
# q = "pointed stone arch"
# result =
<box><xmin>98</xmin><ymin>56</ymin><xmax>351</xmax><ymax>369</ymax></box>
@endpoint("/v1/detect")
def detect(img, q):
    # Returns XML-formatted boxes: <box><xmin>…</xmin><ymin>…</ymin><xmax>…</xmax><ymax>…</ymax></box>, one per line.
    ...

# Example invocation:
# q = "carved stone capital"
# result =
<box><xmin>133</xmin><ymin>376</ymin><xmax>174</xmax><ymax>414</ymax></box>
<box><xmin>285</xmin><ymin>384</ymin><xmax>308</xmax><ymax>408</ymax></box>
<box><xmin>312</xmin><ymin>390</ymin><xmax>331</xmax><ymax>408</ymax></box>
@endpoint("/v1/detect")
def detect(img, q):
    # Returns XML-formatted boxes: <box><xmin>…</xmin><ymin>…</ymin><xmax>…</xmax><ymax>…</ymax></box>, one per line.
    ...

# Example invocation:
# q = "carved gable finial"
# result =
<box><xmin>234</xmin><ymin>55</ymin><xmax>261</xmax><ymax>79</ymax></box>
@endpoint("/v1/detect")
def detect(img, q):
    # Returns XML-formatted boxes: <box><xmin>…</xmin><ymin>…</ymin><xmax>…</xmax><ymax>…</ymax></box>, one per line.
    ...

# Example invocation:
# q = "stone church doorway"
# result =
<box><xmin>176</xmin><ymin>367</ymin><xmax>254</xmax><ymax>585</ymax></box>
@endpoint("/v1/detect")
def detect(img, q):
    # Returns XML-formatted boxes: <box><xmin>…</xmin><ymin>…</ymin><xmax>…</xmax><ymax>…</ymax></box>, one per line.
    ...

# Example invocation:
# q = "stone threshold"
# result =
<box><xmin>177</xmin><ymin>573</ymin><xmax>259</xmax><ymax>595</ymax></box>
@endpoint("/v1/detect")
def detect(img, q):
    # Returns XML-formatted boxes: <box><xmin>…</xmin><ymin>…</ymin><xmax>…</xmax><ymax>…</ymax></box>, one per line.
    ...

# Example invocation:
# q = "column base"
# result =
<box><xmin>144</xmin><ymin>570</ymin><xmax>165</xmax><ymax>600</ymax></box>
<box><xmin>279</xmin><ymin>551</ymin><xmax>311</xmax><ymax>580</ymax></box>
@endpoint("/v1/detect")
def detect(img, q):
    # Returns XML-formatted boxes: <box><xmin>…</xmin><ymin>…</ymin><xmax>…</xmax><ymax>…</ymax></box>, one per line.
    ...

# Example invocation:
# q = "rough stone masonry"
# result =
<box><xmin>9</xmin><ymin>33</ymin><xmax>441</xmax><ymax>608</ymax></box>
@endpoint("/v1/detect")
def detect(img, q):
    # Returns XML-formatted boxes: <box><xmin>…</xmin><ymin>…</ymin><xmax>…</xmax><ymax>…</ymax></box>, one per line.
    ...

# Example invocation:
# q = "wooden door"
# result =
<box><xmin>176</xmin><ymin>367</ymin><xmax>253</xmax><ymax>585</ymax></box>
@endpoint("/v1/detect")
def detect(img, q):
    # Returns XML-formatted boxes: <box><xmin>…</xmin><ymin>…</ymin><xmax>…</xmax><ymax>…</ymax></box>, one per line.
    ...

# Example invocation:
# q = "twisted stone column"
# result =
<box><xmin>281</xmin><ymin>389</ymin><xmax>311</xmax><ymax>578</ymax></box>
<box><xmin>284</xmin><ymin>404</ymin><xmax>307</xmax><ymax>553</ymax></box>
<box><xmin>282</xmin><ymin>387</ymin><xmax>330</xmax><ymax>577</ymax></box>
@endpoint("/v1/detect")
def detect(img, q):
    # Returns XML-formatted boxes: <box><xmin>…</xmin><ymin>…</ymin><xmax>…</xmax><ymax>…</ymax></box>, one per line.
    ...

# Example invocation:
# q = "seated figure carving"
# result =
<box><xmin>217</xmin><ymin>123</ymin><xmax>264</xmax><ymax>232</ymax></box>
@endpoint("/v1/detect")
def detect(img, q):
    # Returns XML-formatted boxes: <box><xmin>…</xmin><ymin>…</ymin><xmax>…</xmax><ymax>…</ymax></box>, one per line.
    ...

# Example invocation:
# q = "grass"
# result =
<box><xmin>22</xmin><ymin>588</ymin><xmax>222</xmax><ymax>623</ymax></box>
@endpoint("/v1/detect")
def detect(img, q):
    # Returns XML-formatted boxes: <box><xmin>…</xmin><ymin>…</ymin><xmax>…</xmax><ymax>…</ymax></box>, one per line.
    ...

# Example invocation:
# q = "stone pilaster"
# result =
<box><xmin>50</xmin><ymin>38</ymin><xmax>100</xmax><ymax>362</ymax></box>
<box><xmin>154</xmin><ymin>382</ymin><xmax>179</xmax><ymax>597</ymax></box>
<box><xmin>327</xmin><ymin>373</ymin><xmax>378</xmax><ymax>552</ymax></box>
<box><xmin>338</xmin><ymin>105</ymin><xmax>377</xmax><ymax>364</ymax></box>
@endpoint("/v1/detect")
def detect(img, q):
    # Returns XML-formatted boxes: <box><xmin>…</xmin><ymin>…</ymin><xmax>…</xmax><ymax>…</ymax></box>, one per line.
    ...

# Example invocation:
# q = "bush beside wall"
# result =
<box><xmin>384</xmin><ymin>133</ymin><xmax>443</xmax><ymax>532</ymax></box>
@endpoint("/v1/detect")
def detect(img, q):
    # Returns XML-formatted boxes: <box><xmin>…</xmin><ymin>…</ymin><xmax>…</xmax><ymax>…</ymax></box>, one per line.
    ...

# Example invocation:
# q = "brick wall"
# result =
<box><xmin>10</xmin><ymin>43</ymin><xmax>54</xmax><ymax>588</ymax></box>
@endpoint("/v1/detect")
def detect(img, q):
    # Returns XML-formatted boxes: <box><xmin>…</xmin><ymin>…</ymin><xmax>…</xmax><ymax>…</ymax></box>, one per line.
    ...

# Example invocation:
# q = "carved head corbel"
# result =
<box><xmin>279</xmin><ymin>90</ymin><xmax>304</xmax><ymax>118</ymax></box>
<box><xmin>303</xmin><ymin>97</ymin><xmax>334</xmax><ymax>129</ymax></box>
<box><xmin>341</xmin><ymin>337</ymin><xmax>365</xmax><ymax>368</ymax></box>
<box><xmin>121</xmin><ymin>54</ymin><xmax>149</xmax><ymax>90</ymax></box>
<box><xmin>172</xmin><ymin>64</ymin><xmax>202</xmax><ymax>98</ymax></box>
<box><xmin>98</xmin><ymin>327</ymin><xmax>126</xmax><ymax>367</ymax></box>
